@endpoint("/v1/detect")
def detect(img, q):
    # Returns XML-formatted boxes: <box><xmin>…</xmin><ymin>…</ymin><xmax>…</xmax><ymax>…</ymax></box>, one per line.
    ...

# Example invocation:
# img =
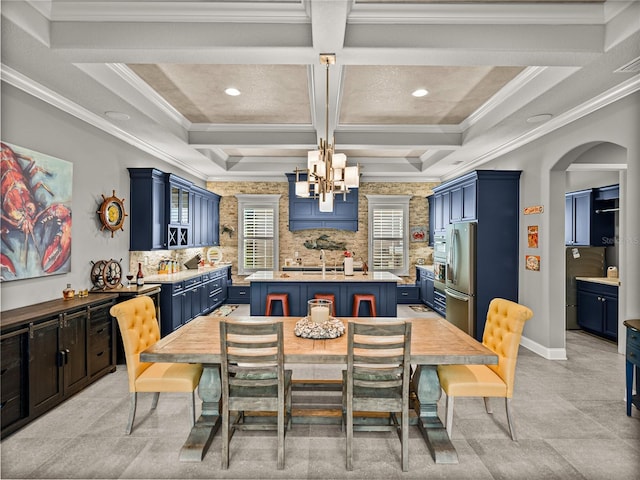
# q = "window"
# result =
<box><xmin>237</xmin><ymin>195</ymin><xmax>280</xmax><ymax>274</ymax></box>
<box><xmin>366</xmin><ymin>195</ymin><xmax>411</xmax><ymax>276</ymax></box>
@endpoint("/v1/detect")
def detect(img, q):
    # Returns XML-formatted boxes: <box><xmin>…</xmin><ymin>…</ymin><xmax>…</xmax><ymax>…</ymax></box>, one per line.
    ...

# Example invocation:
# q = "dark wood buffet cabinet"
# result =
<box><xmin>1</xmin><ymin>294</ymin><xmax>118</xmax><ymax>438</ymax></box>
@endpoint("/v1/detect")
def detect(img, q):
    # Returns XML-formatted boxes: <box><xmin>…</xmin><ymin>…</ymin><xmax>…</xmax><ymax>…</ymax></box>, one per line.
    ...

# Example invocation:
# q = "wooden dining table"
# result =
<box><xmin>141</xmin><ymin>315</ymin><xmax>497</xmax><ymax>464</ymax></box>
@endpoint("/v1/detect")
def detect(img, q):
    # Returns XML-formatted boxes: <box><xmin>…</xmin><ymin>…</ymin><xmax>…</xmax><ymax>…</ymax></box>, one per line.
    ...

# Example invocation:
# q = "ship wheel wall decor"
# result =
<box><xmin>90</xmin><ymin>259</ymin><xmax>123</xmax><ymax>290</ymax></box>
<box><xmin>97</xmin><ymin>190</ymin><xmax>127</xmax><ymax>237</ymax></box>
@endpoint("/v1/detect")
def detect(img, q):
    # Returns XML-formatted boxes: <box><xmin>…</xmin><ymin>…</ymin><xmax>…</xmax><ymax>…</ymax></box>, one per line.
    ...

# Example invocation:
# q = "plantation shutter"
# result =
<box><xmin>372</xmin><ymin>208</ymin><xmax>405</xmax><ymax>270</ymax></box>
<box><xmin>243</xmin><ymin>207</ymin><xmax>275</xmax><ymax>270</ymax></box>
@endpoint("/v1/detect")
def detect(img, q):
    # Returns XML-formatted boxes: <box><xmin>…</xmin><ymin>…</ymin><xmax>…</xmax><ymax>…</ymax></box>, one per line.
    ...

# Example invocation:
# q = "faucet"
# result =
<box><xmin>320</xmin><ymin>249</ymin><xmax>326</xmax><ymax>277</ymax></box>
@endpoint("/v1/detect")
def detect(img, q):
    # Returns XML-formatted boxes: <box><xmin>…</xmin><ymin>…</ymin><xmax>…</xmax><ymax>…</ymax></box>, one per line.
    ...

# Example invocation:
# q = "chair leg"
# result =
<box><xmin>190</xmin><ymin>391</ymin><xmax>197</xmax><ymax>427</ymax></box>
<box><xmin>277</xmin><ymin>396</ymin><xmax>285</xmax><ymax>470</ymax></box>
<box><xmin>445</xmin><ymin>394</ymin><xmax>454</xmax><ymax>438</ymax></box>
<box><xmin>505</xmin><ymin>398</ymin><xmax>517</xmax><ymax>441</ymax></box>
<box><xmin>151</xmin><ymin>392</ymin><xmax>160</xmax><ymax>410</ymax></box>
<box><xmin>484</xmin><ymin>397</ymin><xmax>493</xmax><ymax>414</ymax></box>
<box><xmin>401</xmin><ymin>407</ymin><xmax>409</xmax><ymax>472</ymax></box>
<box><xmin>221</xmin><ymin>400</ymin><xmax>230</xmax><ymax>469</ymax></box>
<box><xmin>346</xmin><ymin>401</ymin><xmax>353</xmax><ymax>471</ymax></box>
<box><xmin>126</xmin><ymin>392</ymin><xmax>137</xmax><ymax>435</ymax></box>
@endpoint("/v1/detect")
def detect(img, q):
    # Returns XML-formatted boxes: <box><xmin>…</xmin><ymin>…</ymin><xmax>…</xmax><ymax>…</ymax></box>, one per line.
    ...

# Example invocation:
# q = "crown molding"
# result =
<box><xmin>446</xmin><ymin>73</ymin><xmax>640</xmax><ymax>180</ymax></box>
<box><xmin>348</xmin><ymin>3</ymin><xmax>604</xmax><ymax>26</ymax></box>
<box><xmin>107</xmin><ymin>63</ymin><xmax>191</xmax><ymax>131</ymax></box>
<box><xmin>1</xmin><ymin>64</ymin><xmax>206</xmax><ymax>179</ymax></box>
<box><xmin>47</xmin><ymin>1</ymin><xmax>309</xmax><ymax>23</ymax></box>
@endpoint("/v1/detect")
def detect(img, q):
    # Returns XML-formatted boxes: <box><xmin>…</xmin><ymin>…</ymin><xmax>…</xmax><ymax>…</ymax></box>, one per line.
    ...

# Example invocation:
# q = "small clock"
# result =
<box><xmin>97</xmin><ymin>190</ymin><xmax>127</xmax><ymax>237</ymax></box>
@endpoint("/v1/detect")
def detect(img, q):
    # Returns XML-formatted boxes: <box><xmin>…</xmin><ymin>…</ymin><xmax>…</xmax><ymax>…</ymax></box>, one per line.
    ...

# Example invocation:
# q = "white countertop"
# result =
<box><xmin>415</xmin><ymin>264</ymin><xmax>433</xmax><ymax>271</ymax></box>
<box><xmin>245</xmin><ymin>270</ymin><xmax>402</xmax><ymax>282</ymax></box>
<box><xmin>144</xmin><ymin>264</ymin><xmax>231</xmax><ymax>283</ymax></box>
<box><xmin>576</xmin><ymin>276</ymin><xmax>620</xmax><ymax>286</ymax></box>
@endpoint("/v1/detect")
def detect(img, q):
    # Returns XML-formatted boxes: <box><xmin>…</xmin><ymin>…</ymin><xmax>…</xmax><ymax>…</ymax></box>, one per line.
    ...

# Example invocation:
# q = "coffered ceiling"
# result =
<box><xmin>2</xmin><ymin>0</ymin><xmax>639</xmax><ymax>182</ymax></box>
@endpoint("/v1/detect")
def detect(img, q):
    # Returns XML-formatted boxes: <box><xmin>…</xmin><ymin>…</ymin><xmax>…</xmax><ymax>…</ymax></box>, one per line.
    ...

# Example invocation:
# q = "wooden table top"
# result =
<box><xmin>141</xmin><ymin>315</ymin><xmax>497</xmax><ymax>366</ymax></box>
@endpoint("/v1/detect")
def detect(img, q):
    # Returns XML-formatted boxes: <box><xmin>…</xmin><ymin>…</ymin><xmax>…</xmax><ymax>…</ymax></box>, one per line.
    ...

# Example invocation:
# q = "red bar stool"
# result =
<box><xmin>314</xmin><ymin>293</ymin><xmax>336</xmax><ymax>316</ymax></box>
<box><xmin>352</xmin><ymin>294</ymin><xmax>377</xmax><ymax>317</ymax></box>
<box><xmin>265</xmin><ymin>293</ymin><xmax>290</xmax><ymax>316</ymax></box>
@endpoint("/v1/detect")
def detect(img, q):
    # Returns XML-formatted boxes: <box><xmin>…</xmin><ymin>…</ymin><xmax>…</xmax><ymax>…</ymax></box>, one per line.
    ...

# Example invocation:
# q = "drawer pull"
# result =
<box><xmin>96</xmin><ymin>328</ymin><xmax>105</xmax><ymax>334</ymax></box>
<box><xmin>239</xmin><ymin>291</ymin><xmax>247</xmax><ymax>295</ymax></box>
<box><xmin>96</xmin><ymin>351</ymin><xmax>104</xmax><ymax>357</ymax></box>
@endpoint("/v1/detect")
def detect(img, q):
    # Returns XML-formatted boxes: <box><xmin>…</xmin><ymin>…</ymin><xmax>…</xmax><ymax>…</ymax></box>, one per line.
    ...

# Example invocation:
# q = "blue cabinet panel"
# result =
<box><xmin>577</xmin><ymin>280</ymin><xmax>618</xmax><ymax>341</ymax></box>
<box><xmin>128</xmin><ymin>168</ymin><xmax>167</xmax><ymax>250</ymax></box>
<box><xmin>250</xmin><ymin>280</ymin><xmax>397</xmax><ymax>317</ymax></box>
<box><xmin>286</xmin><ymin>173</ymin><xmax>359</xmax><ymax>231</ymax></box>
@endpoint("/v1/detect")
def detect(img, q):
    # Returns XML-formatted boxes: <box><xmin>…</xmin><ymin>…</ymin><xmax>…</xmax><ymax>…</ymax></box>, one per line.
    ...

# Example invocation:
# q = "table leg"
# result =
<box><xmin>412</xmin><ymin>365</ymin><xmax>458</xmax><ymax>464</ymax></box>
<box><xmin>179</xmin><ymin>364</ymin><xmax>222</xmax><ymax>462</ymax></box>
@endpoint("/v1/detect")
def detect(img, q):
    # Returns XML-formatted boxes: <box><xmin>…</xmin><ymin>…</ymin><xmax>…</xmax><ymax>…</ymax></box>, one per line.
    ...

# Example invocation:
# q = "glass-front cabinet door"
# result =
<box><xmin>167</xmin><ymin>175</ymin><xmax>192</xmax><ymax>248</ymax></box>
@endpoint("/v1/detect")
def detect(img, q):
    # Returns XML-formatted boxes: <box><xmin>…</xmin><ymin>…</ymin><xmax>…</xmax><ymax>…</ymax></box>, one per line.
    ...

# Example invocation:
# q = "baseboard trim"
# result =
<box><xmin>520</xmin><ymin>335</ymin><xmax>567</xmax><ymax>360</ymax></box>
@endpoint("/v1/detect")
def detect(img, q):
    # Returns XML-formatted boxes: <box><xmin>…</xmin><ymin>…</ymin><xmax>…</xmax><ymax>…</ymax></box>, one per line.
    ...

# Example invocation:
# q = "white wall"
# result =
<box><xmin>0</xmin><ymin>84</ymin><xmax>203</xmax><ymax>311</ymax></box>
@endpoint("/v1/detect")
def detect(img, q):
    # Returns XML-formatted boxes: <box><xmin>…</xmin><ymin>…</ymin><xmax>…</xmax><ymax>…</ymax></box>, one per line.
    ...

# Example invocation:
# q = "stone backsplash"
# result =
<box><xmin>130</xmin><ymin>180</ymin><xmax>437</xmax><ymax>283</ymax></box>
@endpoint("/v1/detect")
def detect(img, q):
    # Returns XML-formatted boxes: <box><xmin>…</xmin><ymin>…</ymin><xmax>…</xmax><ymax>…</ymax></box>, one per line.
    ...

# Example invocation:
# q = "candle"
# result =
<box><xmin>311</xmin><ymin>305</ymin><xmax>330</xmax><ymax>324</ymax></box>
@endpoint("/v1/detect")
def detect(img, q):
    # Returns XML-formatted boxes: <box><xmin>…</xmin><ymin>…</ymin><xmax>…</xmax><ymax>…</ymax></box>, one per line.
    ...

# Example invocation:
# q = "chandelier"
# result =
<box><xmin>295</xmin><ymin>53</ymin><xmax>359</xmax><ymax>212</ymax></box>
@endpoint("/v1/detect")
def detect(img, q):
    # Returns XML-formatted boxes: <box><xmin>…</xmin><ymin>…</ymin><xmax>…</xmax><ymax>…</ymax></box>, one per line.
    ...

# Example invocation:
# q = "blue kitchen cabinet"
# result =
<box><xmin>129</xmin><ymin>169</ymin><xmax>220</xmax><ymax>250</ymax></box>
<box><xmin>432</xmin><ymin>170</ymin><xmax>521</xmax><ymax>339</ymax></box>
<box><xmin>397</xmin><ymin>285</ymin><xmax>419</xmax><ymax>304</ymax></box>
<box><xmin>166</xmin><ymin>174</ymin><xmax>192</xmax><ymax>249</ymax></box>
<box><xmin>191</xmin><ymin>186</ymin><xmax>221</xmax><ymax>247</ymax></box>
<box><xmin>249</xmin><ymin>280</ymin><xmax>397</xmax><ymax>317</ymax></box>
<box><xmin>432</xmin><ymin>190</ymin><xmax>450</xmax><ymax>234</ymax></box>
<box><xmin>159</xmin><ymin>266</ymin><xmax>231</xmax><ymax>336</ymax></box>
<box><xmin>449</xmin><ymin>177</ymin><xmax>477</xmax><ymax>223</ymax></box>
<box><xmin>415</xmin><ymin>266</ymin><xmax>434</xmax><ymax>309</ymax></box>
<box><xmin>128</xmin><ymin>168</ymin><xmax>167</xmax><ymax>250</ymax></box>
<box><xmin>285</xmin><ymin>173</ymin><xmax>358</xmax><ymax>231</ymax></box>
<box><xmin>227</xmin><ymin>285</ymin><xmax>250</xmax><ymax>304</ymax></box>
<box><xmin>577</xmin><ymin>280</ymin><xmax>618</xmax><ymax>341</ymax></box>
<box><xmin>565</xmin><ymin>188</ymin><xmax>615</xmax><ymax>246</ymax></box>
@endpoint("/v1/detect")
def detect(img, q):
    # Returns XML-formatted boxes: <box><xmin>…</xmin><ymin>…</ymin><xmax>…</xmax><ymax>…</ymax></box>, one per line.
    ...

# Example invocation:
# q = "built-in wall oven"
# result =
<box><xmin>432</xmin><ymin>233</ymin><xmax>447</xmax><ymax>293</ymax></box>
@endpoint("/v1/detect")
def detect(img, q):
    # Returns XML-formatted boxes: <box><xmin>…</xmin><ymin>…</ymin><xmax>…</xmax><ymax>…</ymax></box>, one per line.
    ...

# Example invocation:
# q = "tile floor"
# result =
<box><xmin>1</xmin><ymin>305</ymin><xmax>639</xmax><ymax>479</ymax></box>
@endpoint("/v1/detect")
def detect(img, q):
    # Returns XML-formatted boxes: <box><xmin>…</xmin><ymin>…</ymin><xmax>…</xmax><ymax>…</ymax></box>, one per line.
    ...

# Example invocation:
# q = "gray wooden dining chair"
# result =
<box><xmin>219</xmin><ymin>320</ymin><xmax>292</xmax><ymax>470</ymax></box>
<box><xmin>343</xmin><ymin>320</ymin><xmax>412</xmax><ymax>472</ymax></box>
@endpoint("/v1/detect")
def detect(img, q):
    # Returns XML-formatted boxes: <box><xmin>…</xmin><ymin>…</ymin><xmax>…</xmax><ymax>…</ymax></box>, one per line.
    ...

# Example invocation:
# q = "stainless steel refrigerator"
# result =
<box><xmin>566</xmin><ymin>246</ymin><xmax>605</xmax><ymax>329</ymax></box>
<box><xmin>445</xmin><ymin>222</ymin><xmax>477</xmax><ymax>337</ymax></box>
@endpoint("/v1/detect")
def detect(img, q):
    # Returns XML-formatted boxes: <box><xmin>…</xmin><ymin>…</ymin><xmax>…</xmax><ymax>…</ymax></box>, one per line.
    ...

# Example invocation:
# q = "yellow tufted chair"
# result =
<box><xmin>437</xmin><ymin>298</ymin><xmax>533</xmax><ymax>440</ymax></box>
<box><xmin>109</xmin><ymin>296</ymin><xmax>203</xmax><ymax>434</ymax></box>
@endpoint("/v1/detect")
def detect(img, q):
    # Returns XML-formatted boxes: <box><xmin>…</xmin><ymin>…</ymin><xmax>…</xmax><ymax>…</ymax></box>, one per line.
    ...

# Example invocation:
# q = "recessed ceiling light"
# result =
<box><xmin>225</xmin><ymin>87</ymin><xmax>241</xmax><ymax>96</ymax></box>
<box><xmin>412</xmin><ymin>89</ymin><xmax>428</xmax><ymax>97</ymax></box>
<box><xmin>526</xmin><ymin>113</ymin><xmax>553</xmax><ymax>124</ymax></box>
<box><xmin>105</xmin><ymin>111</ymin><xmax>130</xmax><ymax>121</ymax></box>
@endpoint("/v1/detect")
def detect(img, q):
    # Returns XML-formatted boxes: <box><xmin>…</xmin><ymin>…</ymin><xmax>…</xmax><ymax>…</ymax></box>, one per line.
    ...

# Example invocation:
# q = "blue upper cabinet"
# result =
<box><xmin>128</xmin><ymin>168</ymin><xmax>168</xmax><ymax>250</ymax></box>
<box><xmin>286</xmin><ymin>173</ymin><xmax>359</xmax><ymax>231</ymax></box>
<box><xmin>128</xmin><ymin>168</ymin><xmax>220</xmax><ymax>251</ymax></box>
<box><xmin>565</xmin><ymin>188</ymin><xmax>615</xmax><ymax>246</ymax></box>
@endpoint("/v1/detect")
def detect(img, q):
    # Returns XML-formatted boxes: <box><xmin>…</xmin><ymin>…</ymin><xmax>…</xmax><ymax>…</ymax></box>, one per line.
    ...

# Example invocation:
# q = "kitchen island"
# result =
<box><xmin>246</xmin><ymin>270</ymin><xmax>402</xmax><ymax>317</ymax></box>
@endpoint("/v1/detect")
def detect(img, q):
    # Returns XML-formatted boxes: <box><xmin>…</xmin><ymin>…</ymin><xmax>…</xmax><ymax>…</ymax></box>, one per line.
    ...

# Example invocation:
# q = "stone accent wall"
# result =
<box><xmin>131</xmin><ymin>180</ymin><xmax>437</xmax><ymax>283</ymax></box>
<box><xmin>208</xmin><ymin>180</ymin><xmax>437</xmax><ymax>283</ymax></box>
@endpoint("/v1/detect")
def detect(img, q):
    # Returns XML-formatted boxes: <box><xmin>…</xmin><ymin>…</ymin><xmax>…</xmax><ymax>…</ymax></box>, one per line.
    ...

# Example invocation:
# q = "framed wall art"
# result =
<box><xmin>411</xmin><ymin>226</ymin><xmax>427</xmax><ymax>242</ymax></box>
<box><xmin>1</xmin><ymin>141</ymin><xmax>73</xmax><ymax>282</ymax></box>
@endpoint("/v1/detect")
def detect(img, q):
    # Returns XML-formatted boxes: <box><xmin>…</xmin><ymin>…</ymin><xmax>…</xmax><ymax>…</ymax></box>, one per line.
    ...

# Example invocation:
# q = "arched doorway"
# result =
<box><xmin>552</xmin><ymin>141</ymin><xmax>627</xmax><ymax>350</ymax></box>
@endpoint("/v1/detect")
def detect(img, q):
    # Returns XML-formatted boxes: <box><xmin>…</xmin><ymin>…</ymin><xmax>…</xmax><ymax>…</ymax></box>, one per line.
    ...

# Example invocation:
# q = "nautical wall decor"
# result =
<box><xmin>1</xmin><ymin>142</ymin><xmax>72</xmax><ymax>282</ymax></box>
<box><xmin>303</xmin><ymin>234</ymin><xmax>347</xmax><ymax>251</ymax></box>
